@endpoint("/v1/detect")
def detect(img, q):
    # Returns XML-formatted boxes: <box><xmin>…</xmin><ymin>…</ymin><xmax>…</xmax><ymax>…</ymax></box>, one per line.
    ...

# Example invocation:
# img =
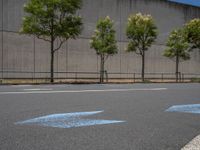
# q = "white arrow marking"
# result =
<box><xmin>166</xmin><ymin>104</ymin><xmax>200</xmax><ymax>114</ymax></box>
<box><xmin>15</xmin><ymin>110</ymin><xmax>125</xmax><ymax>129</ymax></box>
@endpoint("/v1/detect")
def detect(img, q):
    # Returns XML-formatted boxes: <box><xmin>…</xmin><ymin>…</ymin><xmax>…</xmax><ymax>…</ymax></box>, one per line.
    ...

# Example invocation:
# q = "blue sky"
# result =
<box><xmin>168</xmin><ymin>0</ymin><xmax>200</xmax><ymax>7</ymax></box>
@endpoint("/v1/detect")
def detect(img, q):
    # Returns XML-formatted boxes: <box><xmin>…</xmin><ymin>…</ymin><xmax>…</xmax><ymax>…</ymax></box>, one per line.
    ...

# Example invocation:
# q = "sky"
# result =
<box><xmin>168</xmin><ymin>0</ymin><xmax>200</xmax><ymax>7</ymax></box>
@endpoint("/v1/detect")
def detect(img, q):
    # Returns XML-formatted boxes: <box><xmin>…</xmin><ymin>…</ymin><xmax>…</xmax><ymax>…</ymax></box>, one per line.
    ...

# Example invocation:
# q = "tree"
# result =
<box><xmin>90</xmin><ymin>16</ymin><xmax>118</xmax><ymax>83</ymax></box>
<box><xmin>126</xmin><ymin>13</ymin><xmax>157</xmax><ymax>82</ymax></box>
<box><xmin>164</xmin><ymin>29</ymin><xmax>190</xmax><ymax>82</ymax></box>
<box><xmin>20</xmin><ymin>0</ymin><xmax>82</xmax><ymax>83</ymax></box>
<box><xmin>184</xmin><ymin>18</ymin><xmax>200</xmax><ymax>50</ymax></box>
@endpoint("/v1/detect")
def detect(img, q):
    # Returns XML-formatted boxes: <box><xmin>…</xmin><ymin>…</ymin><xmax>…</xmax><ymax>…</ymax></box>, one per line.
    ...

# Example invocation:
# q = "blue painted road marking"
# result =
<box><xmin>166</xmin><ymin>104</ymin><xmax>200</xmax><ymax>114</ymax></box>
<box><xmin>15</xmin><ymin>110</ymin><xmax>125</xmax><ymax>129</ymax></box>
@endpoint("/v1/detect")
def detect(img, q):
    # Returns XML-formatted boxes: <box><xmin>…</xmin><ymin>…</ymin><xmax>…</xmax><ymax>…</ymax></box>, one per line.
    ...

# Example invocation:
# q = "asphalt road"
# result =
<box><xmin>0</xmin><ymin>83</ymin><xmax>200</xmax><ymax>150</ymax></box>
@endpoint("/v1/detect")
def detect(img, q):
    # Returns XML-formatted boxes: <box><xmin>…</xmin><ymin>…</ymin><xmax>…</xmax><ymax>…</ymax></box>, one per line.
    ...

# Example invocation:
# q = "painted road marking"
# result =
<box><xmin>15</xmin><ymin>110</ymin><xmax>125</xmax><ymax>129</ymax></box>
<box><xmin>181</xmin><ymin>135</ymin><xmax>200</xmax><ymax>150</ymax></box>
<box><xmin>0</xmin><ymin>88</ymin><xmax>167</xmax><ymax>95</ymax></box>
<box><xmin>166</xmin><ymin>104</ymin><xmax>200</xmax><ymax>114</ymax></box>
<box><xmin>23</xmin><ymin>88</ymin><xmax>53</xmax><ymax>91</ymax></box>
<box><xmin>167</xmin><ymin>104</ymin><xmax>200</xmax><ymax>149</ymax></box>
<box><xmin>11</xmin><ymin>85</ymin><xmax>32</xmax><ymax>87</ymax></box>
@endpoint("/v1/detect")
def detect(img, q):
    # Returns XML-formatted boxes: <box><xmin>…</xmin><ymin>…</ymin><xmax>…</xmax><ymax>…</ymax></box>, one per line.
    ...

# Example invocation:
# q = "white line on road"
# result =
<box><xmin>182</xmin><ymin>135</ymin><xmax>200</xmax><ymax>150</ymax></box>
<box><xmin>0</xmin><ymin>88</ymin><xmax>167</xmax><ymax>95</ymax></box>
<box><xmin>11</xmin><ymin>85</ymin><xmax>32</xmax><ymax>87</ymax></box>
<box><xmin>23</xmin><ymin>89</ymin><xmax>53</xmax><ymax>91</ymax></box>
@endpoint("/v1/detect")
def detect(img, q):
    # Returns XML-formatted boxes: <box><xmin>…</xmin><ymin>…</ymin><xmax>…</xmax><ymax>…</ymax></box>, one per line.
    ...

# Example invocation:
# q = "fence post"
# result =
<box><xmin>133</xmin><ymin>73</ymin><xmax>135</xmax><ymax>83</ymax></box>
<box><xmin>104</xmin><ymin>70</ymin><xmax>108</xmax><ymax>83</ymax></box>
<box><xmin>75</xmin><ymin>72</ymin><xmax>77</xmax><ymax>82</ymax></box>
<box><xmin>32</xmin><ymin>71</ymin><xmax>34</xmax><ymax>84</ymax></box>
<box><xmin>179</xmin><ymin>72</ymin><xmax>181</xmax><ymax>83</ymax></box>
<box><xmin>182</xmin><ymin>73</ymin><xmax>184</xmax><ymax>82</ymax></box>
<box><xmin>0</xmin><ymin>70</ymin><xmax>2</xmax><ymax>84</ymax></box>
<box><xmin>161</xmin><ymin>73</ymin><xmax>163</xmax><ymax>82</ymax></box>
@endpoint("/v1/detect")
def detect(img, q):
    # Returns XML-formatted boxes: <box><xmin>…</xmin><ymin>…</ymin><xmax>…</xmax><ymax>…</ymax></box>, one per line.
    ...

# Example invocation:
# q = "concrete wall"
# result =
<box><xmin>0</xmin><ymin>0</ymin><xmax>200</xmax><ymax>78</ymax></box>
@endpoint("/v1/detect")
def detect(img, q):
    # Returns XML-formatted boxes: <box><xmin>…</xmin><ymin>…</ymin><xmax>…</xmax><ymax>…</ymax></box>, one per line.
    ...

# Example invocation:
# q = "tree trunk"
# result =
<box><xmin>141</xmin><ymin>51</ymin><xmax>145</xmax><ymax>82</ymax></box>
<box><xmin>50</xmin><ymin>39</ymin><xmax>54</xmax><ymax>83</ymax></box>
<box><xmin>176</xmin><ymin>55</ymin><xmax>179</xmax><ymax>83</ymax></box>
<box><xmin>100</xmin><ymin>54</ymin><xmax>105</xmax><ymax>83</ymax></box>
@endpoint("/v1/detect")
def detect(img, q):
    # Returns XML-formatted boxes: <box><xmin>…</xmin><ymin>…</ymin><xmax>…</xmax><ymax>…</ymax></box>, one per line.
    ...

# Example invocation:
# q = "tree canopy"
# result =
<box><xmin>164</xmin><ymin>29</ymin><xmax>190</xmax><ymax>82</ymax></box>
<box><xmin>90</xmin><ymin>16</ymin><xmax>118</xmax><ymax>56</ymax></box>
<box><xmin>184</xmin><ymin>18</ymin><xmax>200</xmax><ymax>50</ymax></box>
<box><xmin>90</xmin><ymin>16</ymin><xmax>118</xmax><ymax>83</ymax></box>
<box><xmin>20</xmin><ymin>0</ymin><xmax>83</xmax><ymax>82</ymax></box>
<box><xmin>126</xmin><ymin>13</ymin><xmax>157</xmax><ymax>81</ymax></box>
<box><xmin>21</xmin><ymin>0</ymin><xmax>82</xmax><ymax>50</ymax></box>
<box><xmin>126</xmin><ymin>13</ymin><xmax>157</xmax><ymax>54</ymax></box>
<box><xmin>164</xmin><ymin>29</ymin><xmax>190</xmax><ymax>60</ymax></box>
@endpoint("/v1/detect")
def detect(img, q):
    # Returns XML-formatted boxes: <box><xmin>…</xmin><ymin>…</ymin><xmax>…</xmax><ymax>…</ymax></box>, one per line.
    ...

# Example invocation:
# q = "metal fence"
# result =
<box><xmin>0</xmin><ymin>71</ymin><xmax>200</xmax><ymax>84</ymax></box>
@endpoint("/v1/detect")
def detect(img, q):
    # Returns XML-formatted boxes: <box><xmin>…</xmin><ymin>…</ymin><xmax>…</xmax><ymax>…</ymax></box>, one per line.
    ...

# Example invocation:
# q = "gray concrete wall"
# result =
<box><xmin>0</xmin><ymin>32</ymin><xmax>2</xmax><ymax>78</ymax></box>
<box><xmin>0</xmin><ymin>0</ymin><xmax>2</xmax><ymax>30</ymax></box>
<box><xmin>2</xmin><ymin>0</ymin><xmax>26</xmax><ymax>32</ymax></box>
<box><xmin>0</xmin><ymin>0</ymin><xmax>200</xmax><ymax>78</ymax></box>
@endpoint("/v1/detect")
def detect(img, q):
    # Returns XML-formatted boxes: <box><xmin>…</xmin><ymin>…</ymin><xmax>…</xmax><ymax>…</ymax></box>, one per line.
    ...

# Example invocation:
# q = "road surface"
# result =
<box><xmin>0</xmin><ymin>83</ymin><xmax>200</xmax><ymax>150</ymax></box>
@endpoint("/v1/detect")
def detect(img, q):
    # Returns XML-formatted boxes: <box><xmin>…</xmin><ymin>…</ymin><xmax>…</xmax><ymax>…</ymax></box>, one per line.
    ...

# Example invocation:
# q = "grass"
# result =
<box><xmin>191</xmin><ymin>78</ymin><xmax>200</xmax><ymax>83</ymax></box>
<box><xmin>143</xmin><ymin>79</ymin><xmax>152</xmax><ymax>83</ymax></box>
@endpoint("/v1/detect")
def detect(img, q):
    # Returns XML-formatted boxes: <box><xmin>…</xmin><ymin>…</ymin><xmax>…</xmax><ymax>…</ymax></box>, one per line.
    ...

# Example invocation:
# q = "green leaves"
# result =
<box><xmin>184</xmin><ymin>18</ymin><xmax>200</xmax><ymax>50</ymax></box>
<box><xmin>90</xmin><ymin>16</ymin><xmax>118</xmax><ymax>83</ymax></box>
<box><xmin>90</xmin><ymin>16</ymin><xmax>118</xmax><ymax>56</ymax></box>
<box><xmin>21</xmin><ymin>0</ymin><xmax>82</xmax><ymax>42</ymax></box>
<box><xmin>164</xmin><ymin>18</ymin><xmax>199</xmax><ymax>64</ymax></box>
<box><xmin>20</xmin><ymin>0</ymin><xmax>83</xmax><ymax>83</ymax></box>
<box><xmin>164</xmin><ymin>29</ymin><xmax>190</xmax><ymax>60</ymax></box>
<box><xmin>126</xmin><ymin>13</ymin><xmax>157</xmax><ymax>55</ymax></box>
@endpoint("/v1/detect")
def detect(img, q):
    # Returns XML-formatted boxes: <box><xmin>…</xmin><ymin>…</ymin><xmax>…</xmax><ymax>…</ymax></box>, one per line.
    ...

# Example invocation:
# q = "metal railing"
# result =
<box><xmin>0</xmin><ymin>70</ymin><xmax>200</xmax><ymax>84</ymax></box>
